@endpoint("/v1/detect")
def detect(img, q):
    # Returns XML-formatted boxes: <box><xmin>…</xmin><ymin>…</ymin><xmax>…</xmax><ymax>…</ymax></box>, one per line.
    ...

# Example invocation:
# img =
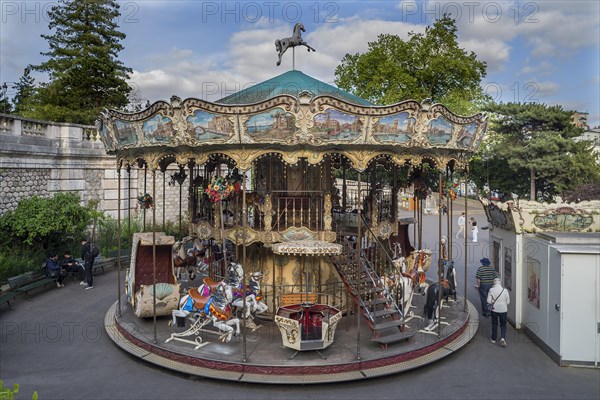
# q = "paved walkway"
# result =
<box><xmin>1</xmin><ymin>204</ymin><xmax>599</xmax><ymax>399</ymax></box>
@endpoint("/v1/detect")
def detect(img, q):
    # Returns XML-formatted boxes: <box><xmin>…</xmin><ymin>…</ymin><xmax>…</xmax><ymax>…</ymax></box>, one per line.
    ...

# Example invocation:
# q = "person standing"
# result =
<box><xmin>475</xmin><ymin>257</ymin><xmax>498</xmax><ymax>317</ymax></box>
<box><xmin>471</xmin><ymin>218</ymin><xmax>478</xmax><ymax>242</ymax></box>
<box><xmin>80</xmin><ymin>238</ymin><xmax>97</xmax><ymax>290</ymax></box>
<box><xmin>488</xmin><ymin>277</ymin><xmax>510</xmax><ymax>347</ymax></box>
<box><xmin>456</xmin><ymin>212</ymin><xmax>466</xmax><ymax>239</ymax></box>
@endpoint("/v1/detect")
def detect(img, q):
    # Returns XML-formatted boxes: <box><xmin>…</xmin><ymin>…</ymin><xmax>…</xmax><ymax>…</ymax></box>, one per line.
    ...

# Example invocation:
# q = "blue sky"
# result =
<box><xmin>1</xmin><ymin>0</ymin><xmax>599</xmax><ymax>126</ymax></box>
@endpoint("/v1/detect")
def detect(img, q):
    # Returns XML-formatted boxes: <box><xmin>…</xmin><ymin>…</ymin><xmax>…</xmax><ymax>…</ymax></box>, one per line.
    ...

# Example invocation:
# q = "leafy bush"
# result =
<box><xmin>0</xmin><ymin>193</ymin><xmax>91</xmax><ymax>251</ymax></box>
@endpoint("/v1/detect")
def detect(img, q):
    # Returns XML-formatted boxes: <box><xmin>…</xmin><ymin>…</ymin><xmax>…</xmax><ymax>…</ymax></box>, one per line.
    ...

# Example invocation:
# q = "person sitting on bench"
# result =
<box><xmin>60</xmin><ymin>251</ymin><xmax>85</xmax><ymax>284</ymax></box>
<box><xmin>45</xmin><ymin>253</ymin><xmax>67</xmax><ymax>288</ymax></box>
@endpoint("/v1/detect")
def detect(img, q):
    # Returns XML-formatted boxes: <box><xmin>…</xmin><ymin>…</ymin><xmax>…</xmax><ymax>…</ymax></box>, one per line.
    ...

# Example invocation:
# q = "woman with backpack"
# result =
<box><xmin>80</xmin><ymin>238</ymin><xmax>99</xmax><ymax>290</ymax></box>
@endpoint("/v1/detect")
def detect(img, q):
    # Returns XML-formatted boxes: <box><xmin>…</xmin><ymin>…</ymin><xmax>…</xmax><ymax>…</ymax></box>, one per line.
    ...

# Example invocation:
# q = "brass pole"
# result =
<box><xmin>143</xmin><ymin>163</ymin><xmax>147</xmax><ymax>231</ymax></box>
<box><xmin>117</xmin><ymin>166</ymin><xmax>122</xmax><ymax>317</ymax></box>
<box><xmin>242</xmin><ymin>172</ymin><xmax>247</xmax><ymax>363</ymax></box>
<box><xmin>464</xmin><ymin>167</ymin><xmax>469</xmax><ymax>313</ymax></box>
<box><xmin>438</xmin><ymin>171</ymin><xmax>443</xmax><ymax>336</ymax></box>
<box><xmin>162</xmin><ymin>167</ymin><xmax>166</xmax><ymax>227</ymax></box>
<box><xmin>356</xmin><ymin>171</ymin><xmax>362</xmax><ymax>360</ymax></box>
<box><xmin>127</xmin><ymin>165</ymin><xmax>131</xmax><ymax>253</ymax></box>
<box><xmin>152</xmin><ymin>169</ymin><xmax>157</xmax><ymax>343</ymax></box>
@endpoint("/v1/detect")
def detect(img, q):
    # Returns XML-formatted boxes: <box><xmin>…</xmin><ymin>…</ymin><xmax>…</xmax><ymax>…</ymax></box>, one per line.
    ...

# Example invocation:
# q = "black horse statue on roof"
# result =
<box><xmin>275</xmin><ymin>22</ymin><xmax>316</xmax><ymax>66</ymax></box>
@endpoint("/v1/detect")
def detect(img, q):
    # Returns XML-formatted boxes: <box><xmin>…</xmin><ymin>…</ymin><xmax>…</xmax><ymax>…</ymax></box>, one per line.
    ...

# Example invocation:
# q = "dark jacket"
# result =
<box><xmin>46</xmin><ymin>257</ymin><xmax>61</xmax><ymax>272</ymax></box>
<box><xmin>81</xmin><ymin>242</ymin><xmax>95</xmax><ymax>264</ymax></box>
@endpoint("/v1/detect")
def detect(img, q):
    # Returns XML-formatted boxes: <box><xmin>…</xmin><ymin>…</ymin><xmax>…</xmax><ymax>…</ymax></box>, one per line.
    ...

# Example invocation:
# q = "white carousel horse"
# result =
<box><xmin>226</xmin><ymin>263</ymin><xmax>268</xmax><ymax>318</ymax></box>
<box><xmin>247</xmin><ymin>271</ymin><xmax>268</xmax><ymax>315</ymax></box>
<box><xmin>275</xmin><ymin>22</ymin><xmax>316</xmax><ymax>66</ymax></box>
<box><xmin>170</xmin><ymin>281</ymin><xmax>240</xmax><ymax>343</ymax></box>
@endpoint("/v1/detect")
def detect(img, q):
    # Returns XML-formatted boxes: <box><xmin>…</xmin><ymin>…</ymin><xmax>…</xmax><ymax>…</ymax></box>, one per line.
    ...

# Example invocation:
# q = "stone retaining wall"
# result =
<box><xmin>0</xmin><ymin>113</ymin><xmax>189</xmax><ymax>224</ymax></box>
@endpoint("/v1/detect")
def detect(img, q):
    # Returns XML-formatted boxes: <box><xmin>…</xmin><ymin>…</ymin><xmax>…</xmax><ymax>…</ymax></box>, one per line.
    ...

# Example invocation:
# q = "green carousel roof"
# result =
<box><xmin>217</xmin><ymin>70</ymin><xmax>372</xmax><ymax>106</ymax></box>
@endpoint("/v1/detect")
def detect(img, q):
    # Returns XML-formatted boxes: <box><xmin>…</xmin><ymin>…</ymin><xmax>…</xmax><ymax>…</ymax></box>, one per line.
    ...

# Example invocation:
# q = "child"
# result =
<box><xmin>471</xmin><ymin>219</ymin><xmax>478</xmax><ymax>242</ymax></box>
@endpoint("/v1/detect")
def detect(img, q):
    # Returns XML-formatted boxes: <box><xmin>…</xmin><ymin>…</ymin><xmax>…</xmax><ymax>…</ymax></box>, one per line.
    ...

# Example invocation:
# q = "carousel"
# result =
<box><xmin>101</xmin><ymin>24</ymin><xmax>486</xmax><ymax>383</ymax></box>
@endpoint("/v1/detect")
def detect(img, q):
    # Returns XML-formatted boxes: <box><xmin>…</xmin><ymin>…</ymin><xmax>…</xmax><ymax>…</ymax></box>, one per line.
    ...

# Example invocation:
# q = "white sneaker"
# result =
<box><xmin>80</xmin><ymin>281</ymin><xmax>87</xmax><ymax>286</ymax></box>
<box><xmin>490</xmin><ymin>339</ymin><xmax>496</xmax><ymax>344</ymax></box>
<box><xmin>85</xmin><ymin>285</ymin><xmax>94</xmax><ymax>290</ymax></box>
<box><xmin>56</xmin><ymin>282</ymin><xmax>61</xmax><ymax>288</ymax></box>
<box><xmin>500</xmin><ymin>338</ymin><xmax>507</xmax><ymax>347</ymax></box>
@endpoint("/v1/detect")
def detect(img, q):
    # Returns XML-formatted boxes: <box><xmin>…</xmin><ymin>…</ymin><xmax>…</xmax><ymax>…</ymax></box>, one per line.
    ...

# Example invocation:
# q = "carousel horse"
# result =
<box><xmin>173</xmin><ymin>237</ymin><xmax>209</xmax><ymax>282</ymax></box>
<box><xmin>403</xmin><ymin>250</ymin><xmax>431</xmax><ymax>294</ymax></box>
<box><xmin>379</xmin><ymin>272</ymin><xmax>414</xmax><ymax>309</ymax></box>
<box><xmin>171</xmin><ymin>281</ymin><xmax>240</xmax><ymax>343</ymax></box>
<box><xmin>275</xmin><ymin>22</ymin><xmax>316</xmax><ymax>66</ymax></box>
<box><xmin>246</xmin><ymin>271</ymin><xmax>268</xmax><ymax>315</ymax></box>
<box><xmin>445</xmin><ymin>260</ymin><xmax>457</xmax><ymax>301</ymax></box>
<box><xmin>423</xmin><ymin>279</ymin><xmax>453</xmax><ymax>331</ymax></box>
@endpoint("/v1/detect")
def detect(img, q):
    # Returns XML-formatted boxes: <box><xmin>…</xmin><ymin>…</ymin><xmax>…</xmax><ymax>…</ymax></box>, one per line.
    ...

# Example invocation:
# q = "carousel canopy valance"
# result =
<box><xmin>97</xmin><ymin>70</ymin><xmax>487</xmax><ymax>170</ymax></box>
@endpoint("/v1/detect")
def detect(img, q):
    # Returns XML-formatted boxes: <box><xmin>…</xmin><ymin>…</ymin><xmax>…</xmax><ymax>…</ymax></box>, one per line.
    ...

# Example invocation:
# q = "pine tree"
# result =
<box><xmin>31</xmin><ymin>0</ymin><xmax>132</xmax><ymax>124</ymax></box>
<box><xmin>12</xmin><ymin>67</ymin><xmax>36</xmax><ymax>115</ymax></box>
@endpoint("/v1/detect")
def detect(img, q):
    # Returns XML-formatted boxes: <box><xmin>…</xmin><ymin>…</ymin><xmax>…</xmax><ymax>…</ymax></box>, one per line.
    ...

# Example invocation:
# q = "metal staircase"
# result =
<box><xmin>330</xmin><ymin>221</ymin><xmax>414</xmax><ymax>348</ymax></box>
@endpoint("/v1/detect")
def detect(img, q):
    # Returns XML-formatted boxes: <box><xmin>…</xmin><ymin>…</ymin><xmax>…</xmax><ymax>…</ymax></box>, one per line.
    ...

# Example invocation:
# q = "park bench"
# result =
<box><xmin>0</xmin><ymin>290</ymin><xmax>19</xmax><ymax>310</ymax></box>
<box><xmin>280</xmin><ymin>292</ymin><xmax>318</xmax><ymax>306</ymax></box>
<box><xmin>8</xmin><ymin>271</ymin><xmax>57</xmax><ymax>298</ymax></box>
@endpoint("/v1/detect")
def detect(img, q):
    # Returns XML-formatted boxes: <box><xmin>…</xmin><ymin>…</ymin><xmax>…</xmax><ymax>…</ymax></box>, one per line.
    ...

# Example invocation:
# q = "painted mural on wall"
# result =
<box><xmin>532</xmin><ymin>207</ymin><xmax>594</xmax><ymax>231</ymax></box>
<box><xmin>142</xmin><ymin>115</ymin><xmax>173</xmax><ymax>144</ymax></box>
<box><xmin>527</xmin><ymin>257</ymin><xmax>540</xmax><ymax>309</ymax></box>
<box><xmin>426</xmin><ymin>116</ymin><xmax>453</xmax><ymax>145</ymax></box>
<box><xmin>455</xmin><ymin>122</ymin><xmax>477</xmax><ymax>148</ymax></box>
<box><xmin>114</xmin><ymin>119</ymin><xmax>137</xmax><ymax>146</ymax></box>
<box><xmin>186</xmin><ymin>110</ymin><xmax>234</xmax><ymax>141</ymax></box>
<box><xmin>310</xmin><ymin>109</ymin><xmax>362</xmax><ymax>141</ymax></box>
<box><xmin>245</xmin><ymin>108</ymin><xmax>296</xmax><ymax>141</ymax></box>
<box><xmin>372</xmin><ymin>112</ymin><xmax>415</xmax><ymax>144</ymax></box>
<box><xmin>504</xmin><ymin>248</ymin><xmax>512</xmax><ymax>291</ymax></box>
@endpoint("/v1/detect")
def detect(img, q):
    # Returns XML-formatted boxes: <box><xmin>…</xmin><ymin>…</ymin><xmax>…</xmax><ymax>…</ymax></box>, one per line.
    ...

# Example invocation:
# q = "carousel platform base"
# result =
<box><xmin>105</xmin><ymin>296</ymin><xmax>478</xmax><ymax>384</ymax></box>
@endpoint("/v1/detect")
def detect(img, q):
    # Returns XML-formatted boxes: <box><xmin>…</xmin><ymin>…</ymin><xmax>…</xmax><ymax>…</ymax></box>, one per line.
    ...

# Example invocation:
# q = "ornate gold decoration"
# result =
<box><xmin>272</xmin><ymin>240</ymin><xmax>342</xmax><ymax>256</ymax></box>
<box><xmin>324</xmin><ymin>193</ymin><xmax>332</xmax><ymax>231</ymax></box>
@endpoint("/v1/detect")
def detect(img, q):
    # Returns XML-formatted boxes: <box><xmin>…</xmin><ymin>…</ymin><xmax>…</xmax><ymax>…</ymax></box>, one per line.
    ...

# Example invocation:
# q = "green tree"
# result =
<box><xmin>0</xmin><ymin>192</ymin><xmax>92</xmax><ymax>251</ymax></box>
<box><xmin>469</xmin><ymin>103</ymin><xmax>600</xmax><ymax>201</ymax></box>
<box><xmin>334</xmin><ymin>16</ymin><xmax>488</xmax><ymax>113</ymax></box>
<box><xmin>29</xmin><ymin>0</ymin><xmax>132</xmax><ymax>124</ymax></box>
<box><xmin>12</xmin><ymin>66</ymin><xmax>37</xmax><ymax>115</ymax></box>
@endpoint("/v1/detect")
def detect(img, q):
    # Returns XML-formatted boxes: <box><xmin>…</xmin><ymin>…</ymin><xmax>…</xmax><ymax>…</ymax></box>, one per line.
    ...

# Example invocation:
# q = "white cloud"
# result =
<box><xmin>519</xmin><ymin>61</ymin><xmax>555</xmax><ymax>76</ymax></box>
<box><xmin>460</xmin><ymin>39</ymin><xmax>511</xmax><ymax>72</ymax></box>
<box><xmin>534</xmin><ymin>81</ymin><xmax>560</xmax><ymax>99</ymax></box>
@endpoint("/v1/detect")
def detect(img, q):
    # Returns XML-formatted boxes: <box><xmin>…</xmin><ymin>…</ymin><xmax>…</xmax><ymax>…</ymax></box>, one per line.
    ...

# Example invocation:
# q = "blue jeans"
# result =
<box><xmin>491</xmin><ymin>311</ymin><xmax>507</xmax><ymax>341</ymax></box>
<box><xmin>478</xmin><ymin>283</ymin><xmax>492</xmax><ymax>316</ymax></box>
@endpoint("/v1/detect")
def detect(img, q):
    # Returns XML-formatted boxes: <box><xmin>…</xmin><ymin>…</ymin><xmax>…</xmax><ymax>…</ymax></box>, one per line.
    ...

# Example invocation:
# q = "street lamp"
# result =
<box><xmin>1</xmin><ymin>82</ymin><xmax>9</xmax><ymax>114</ymax></box>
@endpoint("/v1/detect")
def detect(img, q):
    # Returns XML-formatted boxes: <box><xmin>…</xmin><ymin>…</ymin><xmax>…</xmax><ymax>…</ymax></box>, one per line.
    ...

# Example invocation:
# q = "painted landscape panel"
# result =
<box><xmin>311</xmin><ymin>109</ymin><xmax>362</xmax><ymax>141</ymax></box>
<box><xmin>245</xmin><ymin>108</ymin><xmax>296</xmax><ymax>141</ymax></box>
<box><xmin>426</xmin><ymin>116</ymin><xmax>453</xmax><ymax>145</ymax></box>
<box><xmin>142</xmin><ymin>115</ymin><xmax>173</xmax><ymax>144</ymax></box>
<box><xmin>372</xmin><ymin>112</ymin><xmax>415</xmax><ymax>143</ymax></box>
<box><xmin>114</xmin><ymin>119</ymin><xmax>137</xmax><ymax>146</ymax></box>
<box><xmin>187</xmin><ymin>110</ymin><xmax>235</xmax><ymax>142</ymax></box>
<box><xmin>456</xmin><ymin>122</ymin><xmax>478</xmax><ymax>148</ymax></box>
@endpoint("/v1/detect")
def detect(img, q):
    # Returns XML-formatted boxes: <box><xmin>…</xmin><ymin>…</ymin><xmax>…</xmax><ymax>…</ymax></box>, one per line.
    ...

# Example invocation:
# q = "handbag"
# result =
<box><xmin>486</xmin><ymin>288</ymin><xmax>505</xmax><ymax>312</ymax></box>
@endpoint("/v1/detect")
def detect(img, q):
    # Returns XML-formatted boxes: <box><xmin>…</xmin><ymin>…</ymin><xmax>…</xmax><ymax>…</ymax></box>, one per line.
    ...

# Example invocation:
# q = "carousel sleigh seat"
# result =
<box><xmin>134</xmin><ymin>282</ymin><xmax>181</xmax><ymax>318</ymax></box>
<box><xmin>127</xmin><ymin>232</ymin><xmax>180</xmax><ymax>318</ymax></box>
